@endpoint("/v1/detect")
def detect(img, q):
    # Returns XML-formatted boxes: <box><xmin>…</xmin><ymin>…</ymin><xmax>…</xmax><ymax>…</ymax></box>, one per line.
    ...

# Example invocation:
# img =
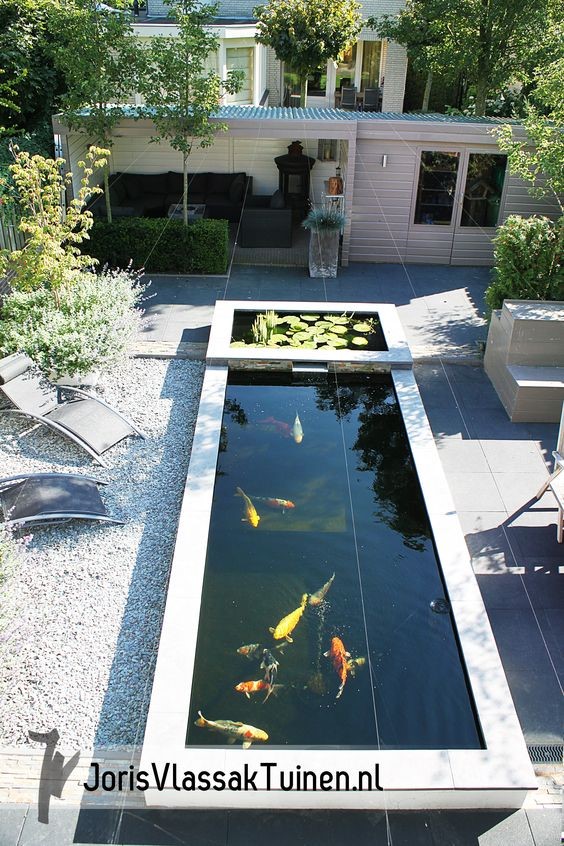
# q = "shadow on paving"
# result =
<box><xmin>68</xmin><ymin>807</ymin><xmax>560</xmax><ymax>846</ymax></box>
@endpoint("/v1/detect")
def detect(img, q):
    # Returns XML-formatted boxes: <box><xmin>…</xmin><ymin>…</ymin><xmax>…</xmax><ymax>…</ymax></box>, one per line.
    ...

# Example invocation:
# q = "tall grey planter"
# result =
<box><xmin>308</xmin><ymin>230</ymin><xmax>340</xmax><ymax>278</ymax></box>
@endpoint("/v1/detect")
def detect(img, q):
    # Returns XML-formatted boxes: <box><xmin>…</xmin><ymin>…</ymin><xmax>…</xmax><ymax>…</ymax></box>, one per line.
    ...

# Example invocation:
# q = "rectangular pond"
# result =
<box><xmin>141</xmin><ymin>301</ymin><xmax>535</xmax><ymax>809</ymax></box>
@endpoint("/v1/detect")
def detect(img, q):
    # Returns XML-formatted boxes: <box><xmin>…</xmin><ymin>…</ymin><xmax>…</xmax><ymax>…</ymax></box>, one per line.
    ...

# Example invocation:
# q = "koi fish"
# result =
<box><xmin>308</xmin><ymin>572</ymin><xmax>335</xmax><ymax>606</ymax></box>
<box><xmin>291</xmin><ymin>412</ymin><xmax>304</xmax><ymax>444</ymax></box>
<box><xmin>237</xmin><ymin>643</ymin><xmax>263</xmax><ymax>660</ymax></box>
<box><xmin>324</xmin><ymin>636</ymin><xmax>351</xmax><ymax>699</ymax></box>
<box><xmin>347</xmin><ymin>656</ymin><xmax>366</xmax><ymax>677</ymax></box>
<box><xmin>235</xmin><ymin>486</ymin><xmax>260</xmax><ymax>528</ymax></box>
<box><xmin>234</xmin><ymin>679</ymin><xmax>283</xmax><ymax>703</ymax></box>
<box><xmin>256</xmin><ymin>416</ymin><xmax>292</xmax><ymax>438</ymax></box>
<box><xmin>252</xmin><ymin>496</ymin><xmax>296</xmax><ymax>513</ymax></box>
<box><xmin>194</xmin><ymin>711</ymin><xmax>268</xmax><ymax>749</ymax></box>
<box><xmin>269</xmin><ymin>593</ymin><xmax>308</xmax><ymax>643</ymax></box>
<box><xmin>260</xmin><ymin>648</ymin><xmax>279</xmax><ymax>684</ymax></box>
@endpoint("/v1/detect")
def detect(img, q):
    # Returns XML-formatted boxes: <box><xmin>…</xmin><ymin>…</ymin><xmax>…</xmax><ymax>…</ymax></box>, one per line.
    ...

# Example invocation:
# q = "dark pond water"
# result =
<box><xmin>186</xmin><ymin>372</ymin><xmax>482</xmax><ymax>750</ymax></box>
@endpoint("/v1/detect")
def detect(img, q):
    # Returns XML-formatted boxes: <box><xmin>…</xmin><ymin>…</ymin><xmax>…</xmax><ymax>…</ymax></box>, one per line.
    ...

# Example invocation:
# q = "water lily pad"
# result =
<box><xmin>317</xmin><ymin>345</ymin><xmax>334</xmax><ymax>351</ymax></box>
<box><xmin>327</xmin><ymin>337</ymin><xmax>348</xmax><ymax>348</ymax></box>
<box><xmin>313</xmin><ymin>334</ymin><xmax>332</xmax><ymax>343</ymax></box>
<box><xmin>351</xmin><ymin>336</ymin><xmax>369</xmax><ymax>346</ymax></box>
<box><xmin>353</xmin><ymin>322</ymin><xmax>373</xmax><ymax>333</ymax></box>
<box><xmin>292</xmin><ymin>331</ymin><xmax>311</xmax><ymax>341</ymax></box>
<box><xmin>325</xmin><ymin>314</ymin><xmax>349</xmax><ymax>324</ymax></box>
<box><xmin>279</xmin><ymin>315</ymin><xmax>301</xmax><ymax>325</ymax></box>
<box><xmin>299</xmin><ymin>314</ymin><xmax>320</xmax><ymax>322</ymax></box>
<box><xmin>330</xmin><ymin>324</ymin><xmax>348</xmax><ymax>334</ymax></box>
<box><xmin>301</xmin><ymin>341</ymin><xmax>318</xmax><ymax>349</ymax></box>
<box><xmin>230</xmin><ymin>341</ymin><xmax>247</xmax><ymax>347</ymax></box>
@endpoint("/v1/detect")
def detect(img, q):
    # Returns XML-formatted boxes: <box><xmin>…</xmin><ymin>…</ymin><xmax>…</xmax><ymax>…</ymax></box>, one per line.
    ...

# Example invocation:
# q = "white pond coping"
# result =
<box><xmin>141</xmin><ymin>302</ymin><xmax>535</xmax><ymax>810</ymax></box>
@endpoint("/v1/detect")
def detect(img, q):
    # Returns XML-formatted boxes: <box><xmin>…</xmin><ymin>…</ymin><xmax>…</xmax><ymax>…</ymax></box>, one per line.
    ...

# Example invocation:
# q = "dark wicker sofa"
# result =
<box><xmin>89</xmin><ymin>171</ymin><xmax>252</xmax><ymax>222</ymax></box>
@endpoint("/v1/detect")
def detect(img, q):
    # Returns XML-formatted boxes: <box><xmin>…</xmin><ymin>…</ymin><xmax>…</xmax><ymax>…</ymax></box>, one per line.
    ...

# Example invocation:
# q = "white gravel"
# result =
<box><xmin>0</xmin><ymin>357</ymin><xmax>204</xmax><ymax>750</ymax></box>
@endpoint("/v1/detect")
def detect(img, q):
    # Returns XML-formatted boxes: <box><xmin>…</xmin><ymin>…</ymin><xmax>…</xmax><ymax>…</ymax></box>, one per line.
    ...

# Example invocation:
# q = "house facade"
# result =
<box><xmin>54</xmin><ymin>108</ymin><xmax>562</xmax><ymax>267</ymax></box>
<box><xmin>134</xmin><ymin>0</ymin><xmax>408</xmax><ymax>112</ymax></box>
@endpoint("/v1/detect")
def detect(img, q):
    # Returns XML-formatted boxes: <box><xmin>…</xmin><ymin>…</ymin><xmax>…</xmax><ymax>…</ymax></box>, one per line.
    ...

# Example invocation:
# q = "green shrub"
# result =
<box><xmin>0</xmin><ymin>268</ymin><xmax>145</xmax><ymax>379</ymax></box>
<box><xmin>485</xmin><ymin>215</ymin><xmax>564</xmax><ymax>313</ymax></box>
<box><xmin>85</xmin><ymin>217</ymin><xmax>229</xmax><ymax>274</ymax></box>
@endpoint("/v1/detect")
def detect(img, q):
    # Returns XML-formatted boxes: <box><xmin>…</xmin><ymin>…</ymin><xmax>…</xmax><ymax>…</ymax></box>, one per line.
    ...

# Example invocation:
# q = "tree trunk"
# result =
<box><xmin>474</xmin><ymin>75</ymin><xmax>488</xmax><ymax>116</ymax></box>
<box><xmin>103</xmin><ymin>162</ymin><xmax>112</xmax><ymax>224</ymax></box>
<box><xmin>183</xmin><ymin>151</ymin><xmax>189</xmax><ymax>227</ymax></box>
<box><xmin>300</xmin><ymin>77</ymin><xmax>308</xmax><ymax>108</ymax></box>
<box><xmin>422</xmin><ymin>71</ymin><xmax>433</xmax><ymax>112</ymax></box>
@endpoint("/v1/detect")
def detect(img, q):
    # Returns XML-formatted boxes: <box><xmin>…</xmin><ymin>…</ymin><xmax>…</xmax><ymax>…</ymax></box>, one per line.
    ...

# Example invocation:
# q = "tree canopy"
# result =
<box><xmin>254</xmin><ymin>0</ymin><xmax>362</xmax><ymax>107</ymax></box>
<box><xmin>369</xmin><ymin>0</ymin><xmax>551</xmax><ymax>116</ymax></box>
<box><xmin>139</xmin><ymin>0</ymin><xmax>242</xmax><ymax>225</ymax></box>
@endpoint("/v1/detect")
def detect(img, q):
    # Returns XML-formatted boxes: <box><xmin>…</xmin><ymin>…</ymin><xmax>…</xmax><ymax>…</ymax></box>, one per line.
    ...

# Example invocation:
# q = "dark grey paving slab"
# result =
<box><xmin>414</xmin><ymin>364</ymin><xmax>454</xmax><ymax>406</ymax></box>
<box><xmin>446</xmin><ymin>473</ymin><xmax>506</xmax><ymax>512</ymax></box>
<box><xmin>226</xmin><ymin>810</ymin><xmax>392</xmax><ymax>846</ymax></box>
<box><xmin>0</xmin><ymin>804</ymin><xmax>28</xmax><ymax>846</ymax></box>
<box><xmin>494</xmin><ymin>473</ymin><xmax>549</xmax><ymax>515</ymax></box>
<box><xmin>506</xmin><ymin>506</ymin><xmax>563</xmax><ymax>564</ymax></box>
<box><xmin>435</xmin><ymin>440</ymin><xmax>490</xmax><ymax>473</ymax></box>
<box><xmin>118</xmin><ymin>809</ymin><xmax>228</xmax><ymax>845</ymax></box>
<box><xmin>462</xmin><ymin>408</ymin><xmax>531</xmax><ymax>441</ymax></box>
<box><xmin>485</xmin><ymin>608</ymin><xmax>563</xmax><ymax>744</ymax></box>
<box><xmin>476</xmin><ymin>574</ymin><xmax>531</xmax><ymax>609</ymax></box>
<box><xmin>479</xmin><ymin>441</ymin><xmax>547</xmax><ymax>475</ymax></box>
<box><xmin>521</xmin><ymin>573</ymin><xmax>564</xmax><ymax>609</ymax></box>
<box><xmin>459</xmin><ymin>511</ymin><xmax>518</xmax><ymax>572</ymax></box>
<box><xmin>423</xmin><ymin>407</ymin><xmax>469</xmax><ymax>440</ymax></box>
<box><xmin>536</xmin><ymin>608</ymin><xmax>564</xmax><ymax>685</ymax></box>
<box><xmin>525</xmin><ymin>807</ymin><xmax>562</xmax><ymax>846</ymax></box>
<box><xmin>429</xmin><ymin>809</ymin><xmax>534</xmax><ymax>846</ymax></box>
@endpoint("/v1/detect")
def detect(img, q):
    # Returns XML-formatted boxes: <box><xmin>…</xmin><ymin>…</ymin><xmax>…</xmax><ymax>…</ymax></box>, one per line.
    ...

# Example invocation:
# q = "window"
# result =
<box><xmin>461</xmin><ymin>153</ymin><xmax>507</xmax><ymax>227</ymax></box>
<box><xmin>414</xmin><ymin>151</ymin><xmax>460</xmax><ymax>225</ymax></box>
<box><xmin>226</xmin><ymin>47</ymin><xmax>253</xmax><ymax>105</ymax></box>
<box><xmin>360</xmin><ymin>41</ymin><xmax>381</xmax><ymax>91</ymax></box>
<box><xmin>283</xmin><ymin>65</ymin><xmax>326</xmax><ymax>104</ymax></box>
<box><xmin>334</xmin><ymin>44</ymin><xmax>357</xmax><ymax>92</ymax></box>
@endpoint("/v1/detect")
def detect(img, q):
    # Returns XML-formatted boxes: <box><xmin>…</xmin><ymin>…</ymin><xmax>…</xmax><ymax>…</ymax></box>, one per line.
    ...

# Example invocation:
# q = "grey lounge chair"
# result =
<box><xmin>339</xmin><ymin>86</ymin><xmax>358</xmax><ymax>110</ymax></box>
<box><xmin>362</xmin><ymin>87</ymin><xmax>382</xmax><ymax>112</ymax></box>
<box><xmin>0</xmin><ymin>473</ymin><xmax>123</xmax><ymax>528</ymax></box>
<box><xmin>0</xmin><ymin>353</ymin><xmax>144</xmax><ymax>467</ymax></box>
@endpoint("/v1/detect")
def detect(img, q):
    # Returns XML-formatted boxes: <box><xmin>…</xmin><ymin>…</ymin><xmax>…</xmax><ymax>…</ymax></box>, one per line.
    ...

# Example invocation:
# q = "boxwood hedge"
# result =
<box><xmin>84</xmin><ymin>217</ymin><xmax>229</xmax><ymax>274</ymax></box>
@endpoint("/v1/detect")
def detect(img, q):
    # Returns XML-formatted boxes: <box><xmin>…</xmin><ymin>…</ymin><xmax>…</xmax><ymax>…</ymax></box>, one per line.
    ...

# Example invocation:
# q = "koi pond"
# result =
<box><xmin>141</xmin><ymin>301</ymin><xmax>535</xmax><ymax>809</ymax></box>
<box><xmin>185</xmin><ymin>371</ymin><xmax>481</xmax><ymax>750</ymax></box>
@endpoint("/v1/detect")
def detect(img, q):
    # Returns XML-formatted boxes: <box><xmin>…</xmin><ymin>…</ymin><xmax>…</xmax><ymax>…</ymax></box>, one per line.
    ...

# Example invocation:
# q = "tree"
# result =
<box><xmin>494</xmin><ymin>58</ymin><xmax>564</xmax><ymax>211</ymax></box>
<box><xmin>254</xmin><ymin>0</ymin><xmax>362</xmax><ymax>108</ymax></box>
<box><xmin>50</xmin><ymin>0</ymin><xmax>141</xmax><ymax>222</ymax></box>
<box><xmin>139</xmin><ymin>0</ymin><xmax>243</xmax><ymax>226</ymax></box>
<box><xmin>368</xmin><ymin>0</ymin><xmax>550</xmax><ymax>116</ymax></box>
<box><xmin>0</xmin><ymin>146</ymin><xmax>106</xmax><ymax>302</ymax></box>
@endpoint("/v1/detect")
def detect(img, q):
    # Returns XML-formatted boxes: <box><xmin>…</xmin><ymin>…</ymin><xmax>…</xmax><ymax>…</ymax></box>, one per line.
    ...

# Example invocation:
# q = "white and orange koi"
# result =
<box><xmin>234</xmin><ymin>679</ymin><xmax>283</xmax><ymax>703</ymax></box>
<box><xmin>324</xmin><ymin>636</ymin><xmax>351</xmax><ymax>699</ymax></box>
<box><xmin>194</xmin><ymin>711</ymin><xmax>268</xmax><ymax>748</ymax></box>
<box><xmin>308</xmin><ymin>572</ymin><xmax>335</xmax><ymax>606</ymax></box>
<box><xmin>252</xmin><ymin>496</ymin><xmax>295</xmax><ymax>512</ymax></box>
<box><xmin>269</xmin><ymin>593</ymin><xmax>308</xmax><ymax>643</ymax></box>
<box><xmin>235</xmin><ymin>486</ymin><xmax>260</xmax><ymax>528</ymax></box>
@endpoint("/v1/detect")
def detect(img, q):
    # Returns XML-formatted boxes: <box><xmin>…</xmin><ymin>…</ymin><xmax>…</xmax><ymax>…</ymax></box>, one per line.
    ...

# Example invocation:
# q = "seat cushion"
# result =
<box><xmin>167</xmin><ymin>171</ymin><xmax>184</xmax><ymax>194</ymax></box>
<box><xmin>269</xmin><ymin>189</ymin><xmax>285</xmax><ymax>209</ymax></box>
<box><xmin>165</xmin><ymin>193</ymin><xmax>206</xmax><ymax>206</ymax></box>
<box><xmin>108</xmin><ymin>175</ymin><xmax>127</xmax><ymax>205</ymax></box>
<box><xmin>139</xmin><ymin>173</ymin><xmax>167</xmax><ymax>195</ymax></box>
<box><xmin>209</xmin><ymin>172</ymin><xmax>242</xmax><ymax>195</ymax></box>
<box><xmin>229</xmin><ymin>173</ymin><xmax>245</xmax><ymax>203</ymax></box>
<box><xmin>47</xmin><ymin>398</ymin><xmax>135</xmax><ymax>455</ymax></box>
<box><xmin>122</xmin><ymin>172</ymin><xmax>144</xmax><ymax>198</ymax></box>
<box><xmin>189</xmin><ymin>173</ymin><xmax>208</xmax><ymax>195</ymax></box>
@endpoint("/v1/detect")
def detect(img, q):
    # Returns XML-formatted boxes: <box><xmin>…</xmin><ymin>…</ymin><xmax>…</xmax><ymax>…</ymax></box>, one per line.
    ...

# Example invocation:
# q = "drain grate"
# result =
<box><xmin>527</xmin><ymin>744</ymin><xmax>563</xmax><ymax>764</ymax></box>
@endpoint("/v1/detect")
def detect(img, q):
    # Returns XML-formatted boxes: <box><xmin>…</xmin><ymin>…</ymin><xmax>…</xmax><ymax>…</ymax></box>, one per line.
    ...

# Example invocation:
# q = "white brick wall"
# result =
<box><xmin>381</xmin><ymin>41</ymin><xmax>407</xmax><ymax>111</ymax></box>
<box><xmin>266</xmin><ymin>47</ymin><xmax>280</xmax><ymax>105</ymax></box>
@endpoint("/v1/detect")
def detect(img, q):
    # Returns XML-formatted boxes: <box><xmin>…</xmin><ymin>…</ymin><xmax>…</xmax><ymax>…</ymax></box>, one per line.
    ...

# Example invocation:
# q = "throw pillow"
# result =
<box><xmin>269</xmin><ymin>189</ymin><xmax>285</xmax><ymax>209</ymax></box>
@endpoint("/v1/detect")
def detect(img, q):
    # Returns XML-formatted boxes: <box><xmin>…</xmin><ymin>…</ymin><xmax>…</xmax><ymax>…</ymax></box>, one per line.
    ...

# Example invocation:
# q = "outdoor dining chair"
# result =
<box><xmin>339</xmin><ymin>86</ymin><xmax>358</xmax><ymax>110</ymax></box>
<box><xmin>0</xmin><ymin>353</ymin><xmax>144</xmax><ymax>467</ymax></box>
<box><xmin>0</xmin><ymin>473</ymin><xmax>123</xmax><ymax>529</ymax></box>
<box><xmin>362</xmin><ymin>87</ymin><xmax>382</xmax><ymax>112</ymax></box>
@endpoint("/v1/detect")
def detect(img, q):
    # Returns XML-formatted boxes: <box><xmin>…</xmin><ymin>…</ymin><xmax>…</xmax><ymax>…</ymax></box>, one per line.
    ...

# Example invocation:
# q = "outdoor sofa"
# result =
<box><xmin>239</xmin><ymin>190</ymin><xmax>293</xmax><ymax>248</ymax></box>
<box><xmin>89</xmin><ymin>171</ymin><xmax>253</xmax><ymax>222</ymax></box>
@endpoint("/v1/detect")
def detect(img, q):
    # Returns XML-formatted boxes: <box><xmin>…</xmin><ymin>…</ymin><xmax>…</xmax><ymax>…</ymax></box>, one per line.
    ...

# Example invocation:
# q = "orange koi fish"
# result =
<box><xmin>252</xmin><ymin>496</ymin><xmax>295</xmax><ymax>512</ymax></box>
<box><xmin>308</xmin><ymin>573</ymin><xmax>335</xmax><ymax>606</ymax></box>
<box><xmin>234</xmin><ymin>679</ymin><xmax>283</xmax><ymax>703</ymax></box>
<box><xmin>235</xmin><ymin>486</ymin><xmax>260</xmax><ymax>528</ymax></box>
<box><xmin>324</xmin><ymin>636</ymin><xmax>351</xmax><ymax>699</ymax></box>
<box><xmin>256</xmin><ymin>416</ymin><xmax>292</xmax><ymax>438</ymax></box>
<box><xmin>269</xmin><ymin>593</ymin><xmax>308</xmax><ymax>643</ymax></box>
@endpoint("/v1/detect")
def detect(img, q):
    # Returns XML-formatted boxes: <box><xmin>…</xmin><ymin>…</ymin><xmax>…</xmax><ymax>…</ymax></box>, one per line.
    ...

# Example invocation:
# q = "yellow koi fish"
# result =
<box><xmin>194</xmin><ymin>711</ymin><xmax>268</xmax><ymax>749</ymax></box>
<box><xmin>269</xmin><ymin>593</ymin><xmax>308</xmax><ymax>643</ymax></box>
<box><xmin>291</xmin><ymin>412</ymin><xmax>303</xmax><ymax>444</ymax></box>
<box><xmin>235</xmin><ymin>486</ymin><xmax>260</xmax><ymax>528</ymax></box>
<box><xmin>308</xmin><ymin>572</ymin><xmax>335</xmax><ymax>606</ymax></box>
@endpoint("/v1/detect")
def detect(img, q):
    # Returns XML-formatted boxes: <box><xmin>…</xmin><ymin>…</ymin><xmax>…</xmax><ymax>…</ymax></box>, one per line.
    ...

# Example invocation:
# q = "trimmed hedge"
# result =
<box><xmin>485</xmin><ymin>215</ymin><xmax>564</xmax><ymax>313</ymax></box>
<box><xmin>84</xmin><ymin>217</ymin><xmax>229</xmax><ymax>274</ymax></box>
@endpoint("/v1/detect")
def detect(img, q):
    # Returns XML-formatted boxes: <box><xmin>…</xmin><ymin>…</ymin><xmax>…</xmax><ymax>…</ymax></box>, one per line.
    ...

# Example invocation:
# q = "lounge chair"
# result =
<box><xmin>536</xmin><ymin>405</ymin><xmax>564</xmax><ymax>541</ymax></box>
<box><xmin>339</xmin><ymin>86</ymin><xmax>358</xmax><ymax>110</ymax></box>
<box><xmin>0</xmin><ymin>473</ymin><xmax>123</xmax><ymax>528</ymax></box>
<box><xmin>0</xmin><ymin>353</ymin><xmax>144</xmax><ymax>467</ymax></box>
<box><xmin>362</xmin><ymin>87</ymin><xmax>382</xmax><ymax>112</ymax></box>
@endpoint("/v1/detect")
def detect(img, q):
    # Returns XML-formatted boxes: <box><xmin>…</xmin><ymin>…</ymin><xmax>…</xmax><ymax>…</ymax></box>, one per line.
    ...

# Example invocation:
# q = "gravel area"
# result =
<box><xmin>0</xmin><ymin>357</ymin><xmax>204</xmax><ymax>750</ymax></box>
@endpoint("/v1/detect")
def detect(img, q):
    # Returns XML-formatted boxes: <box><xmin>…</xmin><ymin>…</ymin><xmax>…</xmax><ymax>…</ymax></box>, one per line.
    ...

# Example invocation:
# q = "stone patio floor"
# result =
<box><xmin>1</xmin><ymin>263</ymin><xmax>562</xmax><ymax>845</ymax></box>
